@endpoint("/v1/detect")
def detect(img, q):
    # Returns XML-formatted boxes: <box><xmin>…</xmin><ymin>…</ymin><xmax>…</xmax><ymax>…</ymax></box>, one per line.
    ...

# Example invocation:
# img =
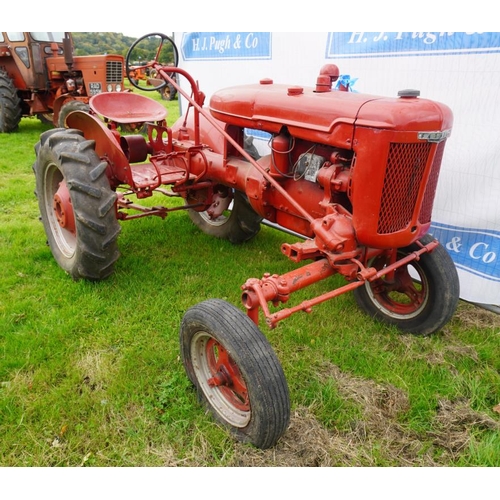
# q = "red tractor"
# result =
<box><xmin>33</xmin><ymin>34</ymin><xmax>459</xmax><ymax>449</ymax></box>
<box><xmin>0</xmin><ymin>32</ymin><xmax>125</xmax><ymax>131</ymax></box>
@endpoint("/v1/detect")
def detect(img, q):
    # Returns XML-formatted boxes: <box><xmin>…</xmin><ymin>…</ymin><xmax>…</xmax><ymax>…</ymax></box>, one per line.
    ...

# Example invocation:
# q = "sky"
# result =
<box><xmin>14</xmin><ymin>0</ymin><xmax>490</xmax><ymax>35</ymax></box>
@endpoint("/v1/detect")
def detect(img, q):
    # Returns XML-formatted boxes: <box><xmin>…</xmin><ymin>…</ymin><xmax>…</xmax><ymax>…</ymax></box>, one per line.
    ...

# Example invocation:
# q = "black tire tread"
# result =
<box><xmin>57</xmin><ymin>100</ymin><xmax>90</xmax><ymax>128</ymax></box>
<box><xmin>353</xmin><ymin>234</ymin><xmax>459</xmax><ymax>335</ymax></box>
<box><xmin>180</xmin><ymin>299</ymin><xmax>290</xmax><ymax>449</ymax></box>
<box><xmin>33</xmin><ymin>128</ymin><xmax>121</xmax><ymax>280</ymax></box>
<box><xmin>0</xmin><ymin>70</ymin><xmax>22</xmax><ymax>133</ymax></box>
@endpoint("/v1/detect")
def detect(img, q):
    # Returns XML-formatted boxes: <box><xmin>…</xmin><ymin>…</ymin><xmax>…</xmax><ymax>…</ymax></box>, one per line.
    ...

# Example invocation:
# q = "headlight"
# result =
<box><xmin>107</xmin><ymin>84</ymin><xmax>113</xmax><ymax>92</ymax></box>
<box><xmin>115</xmin><ymin>84</ymin><xmax>122</xmax><ymax>92</ymax></box>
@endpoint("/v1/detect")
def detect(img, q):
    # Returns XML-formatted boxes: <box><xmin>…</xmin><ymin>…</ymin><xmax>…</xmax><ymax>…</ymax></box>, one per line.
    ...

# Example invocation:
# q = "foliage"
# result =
<box><xmin>71</xmin><ymin>32</ymin><xmax>165</xmax><ymax>58</ymax></box>
<box><xmin>71</xmin><ymin>32</ymin><xmax>135</xmax><ymax>57</ymax></box>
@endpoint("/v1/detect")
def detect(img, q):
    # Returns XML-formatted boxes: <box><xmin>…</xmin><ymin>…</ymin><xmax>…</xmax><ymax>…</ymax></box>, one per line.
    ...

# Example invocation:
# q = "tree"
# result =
<box><xmin>71</xmin><ymin>32</ymin><xmax>136</xmax><ymax>57</ymax></box>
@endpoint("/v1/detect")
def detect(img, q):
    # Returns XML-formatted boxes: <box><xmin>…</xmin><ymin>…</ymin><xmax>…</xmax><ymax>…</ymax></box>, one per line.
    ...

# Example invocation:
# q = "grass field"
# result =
<box><xmin>1</xmin><ymin>87</ymin><xmax>500</xmax><ymax>468</ymax></box>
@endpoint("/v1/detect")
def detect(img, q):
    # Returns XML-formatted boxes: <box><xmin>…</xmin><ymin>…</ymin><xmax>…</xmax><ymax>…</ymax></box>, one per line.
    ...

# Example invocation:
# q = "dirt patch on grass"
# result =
<box><xmin>227</xmin><ymin>361</ymin><xmax>500</xmax><ymax>467</ymax></box>
<box><xmin>432</xmin><ymin>398</ymin><xmax>500</xmax><ymax>456</ymax></box>
<box><xmin>155</xmin><ymin>302</ymin><xmax>500</xmax><ymax>467</ymax></box>
<box><xmin>454</xmin><ymin>301</ymin><xmax>500</xmax><ymax>330</ymax></box>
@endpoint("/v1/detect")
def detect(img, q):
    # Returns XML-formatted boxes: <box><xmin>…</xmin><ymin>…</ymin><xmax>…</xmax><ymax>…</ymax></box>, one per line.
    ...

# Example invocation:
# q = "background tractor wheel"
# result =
<box><xmin>37</xmin><ymin>113</ymin><xmax>55</xmax><ymax>126</ymax></box>
<box><xmin>188</xmin><ymin>190</ymin><xmax>262</xmax><ymax>244</ymax></box>
<box><xmin>33</xmin><ymin>128</ymin><xmax>121</xmax><ymax>280</ymax></box>
<box><xmin>120</xmin><ymin>122</ymin><xmax>147</xmax><ymax>134</ymax></box>
<box><xmin>0</xmin><ymin>70</ymin><xmax>22</xmax><ymax>133</ymax></box>
<box><xmin>58</xmin><ymin>100</ymin><xmax>90</xmax><ymax>128</ymax></box>
<box><xmin>180</xmin><ymin>299</ymin><xmax>290</xmax><ymax>449</ymax></box>
<box><xmin>159</xmin><ymin>83</ymin><xmax>177</xmax><ymax>101</ymax></box>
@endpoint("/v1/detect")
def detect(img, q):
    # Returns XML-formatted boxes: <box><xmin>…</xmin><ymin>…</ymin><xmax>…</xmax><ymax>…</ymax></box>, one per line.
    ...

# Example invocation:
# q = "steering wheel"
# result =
<box><xmin>125</xmin><ymin>33</ymin><xmax>179</xmax><ymax>92</ymax></box>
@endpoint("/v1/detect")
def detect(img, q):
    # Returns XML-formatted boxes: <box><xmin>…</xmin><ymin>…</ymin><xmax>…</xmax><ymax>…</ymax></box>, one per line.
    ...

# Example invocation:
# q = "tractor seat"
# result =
<box><xmin>89</xmin><ymin>92</ymin><xmax>167</xmax><ymax>124</ymax></box>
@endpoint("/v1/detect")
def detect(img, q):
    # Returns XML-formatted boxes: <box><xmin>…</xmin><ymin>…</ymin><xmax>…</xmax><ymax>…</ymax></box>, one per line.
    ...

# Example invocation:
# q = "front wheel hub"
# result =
<box><xmin>207</xmin><ymin>365</ymin><xmax>233</xmax><ymax>388</ymax></box>
<box><xmin>53</xmin><ymin>181</ymin><xmax>76</xmax><ymax>234</ymax></box>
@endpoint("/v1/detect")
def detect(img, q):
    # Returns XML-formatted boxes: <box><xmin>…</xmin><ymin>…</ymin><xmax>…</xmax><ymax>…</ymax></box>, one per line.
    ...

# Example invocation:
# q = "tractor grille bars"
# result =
<box><xmin>106</xmin><ymin>60</ymin><xmax>123</xmax><ymax>83</ymax></box>
<box><xmin>377</xmin><ymin>141</ymin><xmax>442</xmax><ymax>234</ymax></box>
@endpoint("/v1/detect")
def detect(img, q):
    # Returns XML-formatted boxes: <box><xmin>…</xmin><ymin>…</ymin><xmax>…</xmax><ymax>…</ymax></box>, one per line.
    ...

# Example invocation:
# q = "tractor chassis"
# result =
<box><xmin>34</xmin><ymin>33</ymin><xmax>460</xmax><ymax>450</ymax></box>
<box><xmin>101</xmin><ymin>86</ymin><xmax>442</xmax><ymax>331</ymax></box>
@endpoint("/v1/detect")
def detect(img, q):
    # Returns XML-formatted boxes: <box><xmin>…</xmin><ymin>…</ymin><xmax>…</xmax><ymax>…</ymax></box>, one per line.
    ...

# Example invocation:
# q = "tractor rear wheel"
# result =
<box><xmin>0</xmin><ymin>70</ymin><xmax>22</xmax><ymax>133</ymax></box>
<box><xmin>188</xmin><ymin>190</ymin><xmax>262</xmax><ymax>244</ymax></box>
<box><xmin>33</xmin><ymin>128</ymin><xmax>121</xmax><ymax>280</ymax></box>
<box><xmin>180</xmin><ymin>299</ymin><xmax>290</xmax><ymax>449</ymax></box>
<box><xmin>353</xmin><ymin>234</ymin><xmax>459</xmax><ymax>336</ymax></box>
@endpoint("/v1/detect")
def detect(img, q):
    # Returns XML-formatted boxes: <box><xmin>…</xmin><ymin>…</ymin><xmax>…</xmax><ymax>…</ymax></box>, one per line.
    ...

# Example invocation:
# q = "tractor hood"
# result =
<box><xmin>210</xmin><ymin>81</ymin><xmax>453</xmax><ymax>148</ymax></box>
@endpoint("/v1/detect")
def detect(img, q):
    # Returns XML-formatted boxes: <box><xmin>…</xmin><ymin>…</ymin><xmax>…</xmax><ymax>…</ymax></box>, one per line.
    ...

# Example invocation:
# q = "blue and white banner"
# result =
<box><xmin>181</xmin><ymin>32</ymin><xmax>271</xmax><ymax>61</ymax></box>
<box><xmin>430</xmin><ymin>223</ymin><xmax>500</xmax><ymax>283</ymax></box>
<box><xmin>326</xmin><ymin>32</ymin><xmax>500</xmax><ymax>58</ymax></box>
<box><xmin>176</xmin><ymin>32</ymin><xmax>500</xmax><ymax>307</ymax></box>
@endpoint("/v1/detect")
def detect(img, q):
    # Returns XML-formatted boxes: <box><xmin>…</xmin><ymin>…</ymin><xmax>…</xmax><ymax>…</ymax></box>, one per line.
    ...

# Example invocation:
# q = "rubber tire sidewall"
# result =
<box><xmin>180</xmin><ymin>299</ymin><xmax>290</xmax><ymax>449</ymax></box>
<box><xmin>34</xmin><ymin>128</ymin><xmax>121</xmax><ymax>280</ymax></box>
<box><xmin>353</xmin><ymin>234</ymin><xmax>460</xmax><ymax>335</ymax></box>
<box><xmin>188</xmin><ymin>191</ymin><xmax>262</xmax><ymax>244</ymax></box>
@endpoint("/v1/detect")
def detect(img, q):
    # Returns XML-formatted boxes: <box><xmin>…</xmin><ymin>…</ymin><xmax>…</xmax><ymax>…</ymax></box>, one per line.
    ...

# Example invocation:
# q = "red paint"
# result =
<box><xmin>64</xmin><ymin>53</ymin><xmax>453</xmax><ymax>328</ymax></box>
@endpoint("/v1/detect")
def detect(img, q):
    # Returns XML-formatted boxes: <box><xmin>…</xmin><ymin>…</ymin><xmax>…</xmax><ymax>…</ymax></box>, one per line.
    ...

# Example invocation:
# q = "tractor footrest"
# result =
<box><xmin>130</xmin><ymin>163</ymin><xmax>194</xmax><ymax>189</ymax></box>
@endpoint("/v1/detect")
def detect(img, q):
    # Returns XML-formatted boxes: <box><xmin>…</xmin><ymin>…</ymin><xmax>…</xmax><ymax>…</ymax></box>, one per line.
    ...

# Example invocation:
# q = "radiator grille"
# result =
<box><xmin>418</xmin><ymin>141</ymin><xmax>445</xmax><ymax>224</ymax></box>
<box><xmin>377</xmin><ymin>142</ymin><xmax>432</xmax><ymax>234</ymax></box>
<box><xmin>106</xmin><ymin>60</ymin><xmax>123</xmax><ymax>83</ymax></box>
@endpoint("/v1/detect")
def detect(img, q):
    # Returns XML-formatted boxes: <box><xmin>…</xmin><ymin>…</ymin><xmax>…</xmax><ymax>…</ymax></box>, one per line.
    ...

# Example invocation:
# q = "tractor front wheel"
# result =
<box><xmin>33</xmin><ymin>128</ymin><xmax>121</xmax><ymax>280</ymax></box>
<box><xmin>37</xmin><ymin>113</ymin><xmax>55</xmax><ymax>126</ymax></box>
<box><xmin>353</xmin><ymin>234</ymin><xmax>459</xmax><ymax>336</ymax></box>
<box><xmin>180</xmin><ymin>299</ymin><xmax>290</xmax><ymax>449</ymax></box>
<box><xmin>188</xmin><ymin>191</ymin><xmax>262</xmax><ymax>244</ymax></box>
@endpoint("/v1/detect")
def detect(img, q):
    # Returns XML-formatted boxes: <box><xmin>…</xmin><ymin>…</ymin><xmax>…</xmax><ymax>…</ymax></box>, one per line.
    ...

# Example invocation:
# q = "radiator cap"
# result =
<box><xmin>398</xmin><ymin>89</ymin><xmax>420</xmax><ymax>98</ymax></box>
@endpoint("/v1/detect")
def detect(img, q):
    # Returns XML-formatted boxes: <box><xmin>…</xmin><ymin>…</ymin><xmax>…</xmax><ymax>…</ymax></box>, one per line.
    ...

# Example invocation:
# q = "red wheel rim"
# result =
<box><xmin>368</xmin><ymin>254</ymin><xmax>428</xmax><ymax>317</ymax></box>
<box><xmin>205</xmin><ymin>338</ymin><xmax>249</xmax><ymax>412</ymax></box>
<box><xmin>53</xmin><ymin>180</ymin><xmax>76</xmax><ymax>234</ymax></box>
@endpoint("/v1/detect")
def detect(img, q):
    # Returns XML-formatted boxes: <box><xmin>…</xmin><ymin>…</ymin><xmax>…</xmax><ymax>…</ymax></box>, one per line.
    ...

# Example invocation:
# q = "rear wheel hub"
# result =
<box><xmin>53</xmin><ymin>181</ymin><xmax>75</xmax><ymax>234</ymax></box>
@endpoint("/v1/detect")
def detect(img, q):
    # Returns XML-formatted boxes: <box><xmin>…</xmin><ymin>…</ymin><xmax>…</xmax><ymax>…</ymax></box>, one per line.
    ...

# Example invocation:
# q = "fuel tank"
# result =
<box><xmin>209</xmin><ymin>81</ymin><xmax>452</xmax><ymax>149</ymax></box>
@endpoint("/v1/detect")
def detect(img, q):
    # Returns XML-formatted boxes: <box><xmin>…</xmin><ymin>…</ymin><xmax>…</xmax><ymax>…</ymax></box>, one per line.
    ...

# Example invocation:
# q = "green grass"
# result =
<box><xmin>1</xmin><ymin>90</ymin><xmax>500</xmax><ymax>467</ymax></box>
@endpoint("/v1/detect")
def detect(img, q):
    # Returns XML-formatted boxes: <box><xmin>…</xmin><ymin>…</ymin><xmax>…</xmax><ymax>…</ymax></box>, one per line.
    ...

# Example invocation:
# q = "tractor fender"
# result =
<box><xmin>66</xmin><ymin>110</ymin><xmax>133</xmax><ymax>186</ymax></box>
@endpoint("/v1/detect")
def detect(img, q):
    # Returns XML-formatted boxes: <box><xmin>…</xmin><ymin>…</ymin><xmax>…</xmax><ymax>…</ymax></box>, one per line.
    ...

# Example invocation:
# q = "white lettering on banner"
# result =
<box><xmin>446</xmin><ymin>238</ymin><xmax>497</xmax><ymax>265</ymax></box>
<box><xmin>327</xmin><ymin>32</ymin><xmax>499</xmax><ymax>58</ymax></box>
<box><xmin>245</xmin><ymin>33</ymin><xmax>259</xmax><ymax>49</ymax></box>
<box><xmin>469</xmin><ymin>243</ymin><xmax>496</xmax><ymax>264</ymax></box>
<box><xmin>431</xmin><ymin>223</ymin><xmax>500</xmax><ymax>282</ymax></box>
<box><xmin>349</xmin><ymin>32</ymin><xmax>482</xmax><ymax>45</ymax></box>
<box><xmin>181</xmin><ymin>32</ymin><xmax>271</xmax><ymax>60</ymax></box>
<box><xmin>209</xmin><ymin>35</ymin><xmax>231</xmax><ymax>54</ymax></box>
